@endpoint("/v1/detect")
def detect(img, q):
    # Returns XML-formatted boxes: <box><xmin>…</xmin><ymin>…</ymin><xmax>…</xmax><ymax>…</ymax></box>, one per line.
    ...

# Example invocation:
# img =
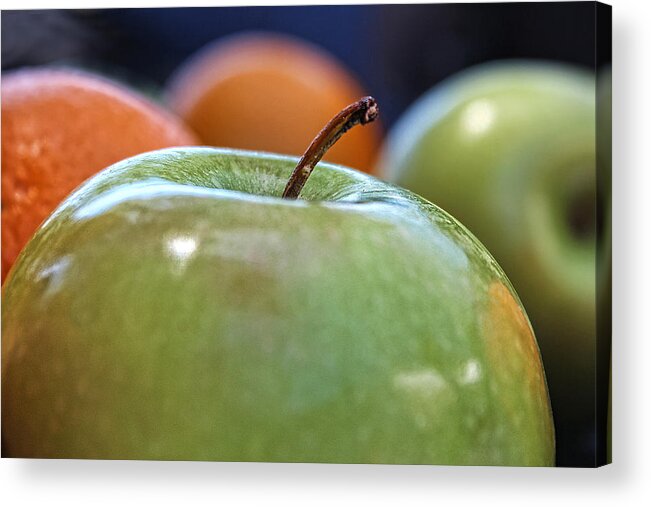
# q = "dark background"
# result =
<box><xmin>1</xmin><ymin>2</ymin><xmax>607</xmax><ymax>467</ymax></box>
<box><xmin>1</xmin><ymin>2</ymin><xmax>598</xmax><ymax>128</ymax></box>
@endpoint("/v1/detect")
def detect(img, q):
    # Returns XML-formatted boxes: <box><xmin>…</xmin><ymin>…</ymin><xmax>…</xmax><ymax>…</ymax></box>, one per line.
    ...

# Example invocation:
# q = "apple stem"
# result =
<box><xmin>282</xmin><ymin>96</ymin><xmax>379</xmax><ymax>199</ymax></box>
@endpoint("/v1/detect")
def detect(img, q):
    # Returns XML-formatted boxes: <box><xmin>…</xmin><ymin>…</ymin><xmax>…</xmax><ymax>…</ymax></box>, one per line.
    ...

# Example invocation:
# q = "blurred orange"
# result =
<box><xmin>1</xmin><ymin>68</ymin><xmax>198</xmax><ymax>282</ymax></box>
<box><xmin>166</xmin><ymin>33</ymin><xmax>382</xmax><ymax>174</ymax></box>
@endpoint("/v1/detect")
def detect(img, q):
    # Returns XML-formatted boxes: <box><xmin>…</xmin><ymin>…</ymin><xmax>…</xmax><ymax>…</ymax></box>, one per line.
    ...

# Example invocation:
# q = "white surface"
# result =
<box><xmin>1</xmin><ymin>0</ymin><xmax>650</xmax><ymax>505</ymax></box>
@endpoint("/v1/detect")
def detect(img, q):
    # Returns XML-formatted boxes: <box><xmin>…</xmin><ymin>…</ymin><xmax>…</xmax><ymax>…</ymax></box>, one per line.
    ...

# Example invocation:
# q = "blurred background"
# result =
<box><xmin>1</xmin><ymin>3</ymin><xmax>610</xmax><ymax>468</ymax></box>
<box><xmin>2</xmin><ymin>3</ymin><xmax>598</xmax><ymax>127</ymax></box>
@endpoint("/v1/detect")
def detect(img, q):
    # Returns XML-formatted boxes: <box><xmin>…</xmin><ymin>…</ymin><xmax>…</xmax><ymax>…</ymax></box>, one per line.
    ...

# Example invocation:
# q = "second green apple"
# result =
<box><xmin>381</xmin><ymin>61</ymin><xmax>600</xmax><ymax>464</ymax></box>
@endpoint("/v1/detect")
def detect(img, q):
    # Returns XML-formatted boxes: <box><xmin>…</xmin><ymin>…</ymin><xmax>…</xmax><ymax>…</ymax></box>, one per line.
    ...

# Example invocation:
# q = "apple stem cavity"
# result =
<box><xmin>282</xmin><ymin>96</ymin><xmax>379</xmax><ymax>199</ymax></box>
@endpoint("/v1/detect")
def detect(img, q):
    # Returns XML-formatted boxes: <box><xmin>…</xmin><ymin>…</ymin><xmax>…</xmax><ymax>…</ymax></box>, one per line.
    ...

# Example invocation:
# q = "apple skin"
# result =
<box><xmin>2</xmin><ymin>147</ymin><xmax>554</xmax><ymax>465</ymax></box>
<box><xmin>379</xmin><ymin>61</ymin><xmax>598</xmax><ymax>463</ymax></box>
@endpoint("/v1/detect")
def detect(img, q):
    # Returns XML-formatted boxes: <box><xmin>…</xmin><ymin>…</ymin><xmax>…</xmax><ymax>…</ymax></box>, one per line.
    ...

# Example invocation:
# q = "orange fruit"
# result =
<box><xmin>1</xmin><ymin>68</ymin><xmax>198</xmax><ymax>282</ymax></box>
<box><xmin>166</xmin><ymin>33</ymin><xmax>382</xmax><ymax>174</ymax></box>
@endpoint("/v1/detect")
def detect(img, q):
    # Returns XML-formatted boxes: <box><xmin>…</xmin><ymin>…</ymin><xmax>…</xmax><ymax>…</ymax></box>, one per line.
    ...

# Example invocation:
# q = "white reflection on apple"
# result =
<box><xmin>459</xmin><ymin>358</ymin><xmax>482</xmax><ymax>385</ymax></box>
<box><xmin>393</xmin><ymin>368</ymin><xmax>449</xmax><ymax>430</ymax></box>
<box><xmin>461</xmin><ymin>99</ymin><xmax>496</xmax><ymax>137</ymax></box>
<box><xmin>72</xmin><ymin>180</ymin><xmax>254</xmax><ymax>222</ymax></box>
<box><xmin>166</xmin><ymin>235</ymin><xmax>198</xmax><ymax>275</ymax></box>
<box><xmin>394</xmin><ymin>368</ymin><xmax>447</xmax><ymax>393</ymax></box>
<box><xmin>35</xmin><ymin>254</ymin><xmax>73</xmax><ymax>298</ymax></box>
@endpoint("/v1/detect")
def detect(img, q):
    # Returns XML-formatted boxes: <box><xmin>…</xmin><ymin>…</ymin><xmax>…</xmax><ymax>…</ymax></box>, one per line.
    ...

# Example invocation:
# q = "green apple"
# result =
<box><xmin>379</xmin><ymin>61</ymin><xmax>599</xmax><ymax>463</ymax></box>
<box><xmin>2</xmin><ymin>146</ymin><xmax>554</xmax><ymax>465</ymax></box>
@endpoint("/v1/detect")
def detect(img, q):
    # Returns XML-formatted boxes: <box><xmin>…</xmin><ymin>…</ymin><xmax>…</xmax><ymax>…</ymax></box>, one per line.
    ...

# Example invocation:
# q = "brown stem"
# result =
<box><xmin>282</xmin><ymin>96</ymin><xmax>379</xmax><ymax>199</ymax></box>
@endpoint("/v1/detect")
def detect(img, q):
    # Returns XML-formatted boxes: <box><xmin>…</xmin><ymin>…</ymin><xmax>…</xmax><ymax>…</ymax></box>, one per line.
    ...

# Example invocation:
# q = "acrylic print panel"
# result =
<box><xmin>1</xmin><ymin>2</ymin><xmax>611</xmax><ymax>468</ymax></box>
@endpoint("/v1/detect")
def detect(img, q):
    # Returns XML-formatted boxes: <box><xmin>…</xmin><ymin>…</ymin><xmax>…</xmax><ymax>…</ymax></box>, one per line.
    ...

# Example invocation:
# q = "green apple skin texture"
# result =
<box><xmin>381</xmin><ymin>62</ymin><xmax>597</xmax><ymax>426</ymax></box>
<box><xmin>2</xmin><ymin>147</ymin><xmax>554</xmax><ymax>465</ymax></box>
